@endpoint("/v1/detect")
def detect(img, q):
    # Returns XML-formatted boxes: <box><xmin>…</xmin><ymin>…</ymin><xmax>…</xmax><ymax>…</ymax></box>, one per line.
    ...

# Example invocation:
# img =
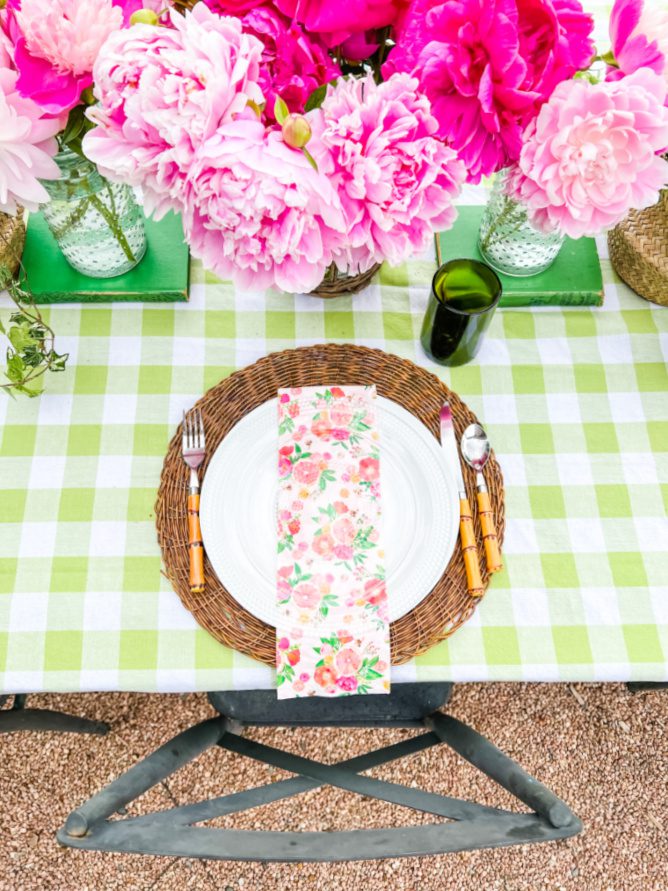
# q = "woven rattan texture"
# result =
<box><xmin>310</xmin><ymin>263</ymin><xmax>382</xmax><ymax>298</ymax></box>
<box><xmin>608</xmin><ymin>188</ymin><xmax>668</xmax><ymax>307</ymax></box>
<box><xmin>155</xmin><ymin>345</ymin><xmax>505</xmax><ymax>666</ymax></box>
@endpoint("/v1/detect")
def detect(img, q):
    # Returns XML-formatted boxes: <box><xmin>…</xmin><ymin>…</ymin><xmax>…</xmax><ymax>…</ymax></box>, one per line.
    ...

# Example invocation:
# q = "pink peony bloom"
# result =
<box><xmin>358</xmin><ymin>456</ymin><xmax>379</xmax><ymax>481</ymax></box>
<box><xmin>0</xmin><ymin>11</ymin><xmax>14</xmax><ymax>68</ymax></box>
<box><xmin>308</xmin><ymin>73</ymin><xmax>465</xmax><ymax>271</ymax></box>
<box><xmin>5</xmin><ymin>0</ymin><xmax>142</xmax><ymax>114</ymax></box>
<box><xmin>204</xmin><ymin>0</ymin><xmax>267</xmax><ymax>12</ymax></box>
<box><xmin>333</xmin><ymin>517</ymin><xmax>355</xmax><ymax>545</ymax></box>
<box><xmin>608</xmin><ymin>0</ymin><xmax>668</xmax><ymax>91</ymax></box>
<box><xmin>183</xmin><ymin>120</ymin><xmax>345</xmax><ymax>292</ymax></box>
<box><xmin>335</xmin><ymin>647</ymin><xmax>361</xmax><ymax>675</ymax></box>
<box><xmin>293</xmin><ymin>582</ymin><xmax>320</xmax><ymax>608</ymax></box>
<box><xmin>0</xmin><ymin>68</ymin><xmax>61</xmax><ymax>215</ymax></box>
<box><xmin>384</xmin><ymin>0</ymin><xmax>595</xmax><ymax>182</ymax></box>
<box><xmin>507</xmin><ymin>69</ymin><xmax>668</xmax><ymax>239</ymax></box>
<box><xmin>83</xmin><ymin>6</ymin><xmax>265</xmax><ymax>220</ymax></box>
<box><xmin>335</xmin><ymin>675</ymin><xmax>358</xmax><ymax>692</ymax></box>
<box><xmin>276</xmin><ymin>0</ymin><xmax>408</xmax><ymax>44</ymax></box>
<box><xmin>240</xmin><ymin>6</ymin><xmax>340</xmax><ymax>119</ymax></box>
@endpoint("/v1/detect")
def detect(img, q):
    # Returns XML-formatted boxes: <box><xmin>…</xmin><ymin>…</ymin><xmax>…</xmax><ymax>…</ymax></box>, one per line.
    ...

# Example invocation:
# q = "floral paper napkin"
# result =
<box><xmin>276</xmin><ymin>386</ymin><xmax>391</xmax><ymax>699</ymax></box>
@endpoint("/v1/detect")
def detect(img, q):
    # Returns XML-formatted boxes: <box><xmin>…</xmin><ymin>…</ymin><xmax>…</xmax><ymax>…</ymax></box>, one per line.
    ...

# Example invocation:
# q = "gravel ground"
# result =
<box><xmin>0</xmin><ymin>683</ymin><xmax>666</xmax><ymax>891</ymax></box>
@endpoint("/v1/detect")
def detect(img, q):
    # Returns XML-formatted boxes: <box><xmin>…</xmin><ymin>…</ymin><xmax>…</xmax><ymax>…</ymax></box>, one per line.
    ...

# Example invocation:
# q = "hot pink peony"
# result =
<box><xmin>507</xmin><ymin>69</ymin><xmax>668</xmax><ymax>239</ymax></box>
<box><xmin>607</xmin><ymin>0</ymin><xmax>668</xmax><ymax>90</ymax></box>
<box><xmin>240</xmin><ymin>6</ymin><xmax>340</xmax><ymax>118</ymax></box>
<box><xmin>0</xmin><ymin>68</ymin><xmax>61</xmax><ymax>215</ymax></box>
<box><xmin>383</xmin><ymin>0</ymin><xmax>595</xmax><ymax>182</ymax></box>
<box><xmin>308</xmin><ymin>73</ymin><xmax>465</xmax><ymax>272</ymax></box>
<box><xmin>183</xmin><ymin>119</ymin><xmax>345</xmax><ymax>292</ymax></box>
<box><xmin>276</xmin><ymin>0</ymin><xmax>408</xmax><ymax>44</ymax></box>
<box><xmin>83</xmin><ymin>6</ymin><xmax>265</xmax><ymax>220</ymax></box>
<box><xmin>5</xmin><ymin>0</ymin><xmax>145</xmax><ymax>114</ymax></box>
<box><xmin>0</xmin><ymin>10</ymin><xmax>14</xmax><ymax>68</ymax></box>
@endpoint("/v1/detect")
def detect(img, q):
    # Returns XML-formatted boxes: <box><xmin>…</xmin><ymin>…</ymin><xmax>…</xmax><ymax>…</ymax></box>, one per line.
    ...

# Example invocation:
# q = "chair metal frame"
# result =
<box><xmin>57</xmin><ymin>683</ymin><xmax>581</xmax><ymax>861</ymax></box>
<box><xmin>0</xmin><ymin>694</ymin><xmax>109</xmax><ymax>735</ymax></box>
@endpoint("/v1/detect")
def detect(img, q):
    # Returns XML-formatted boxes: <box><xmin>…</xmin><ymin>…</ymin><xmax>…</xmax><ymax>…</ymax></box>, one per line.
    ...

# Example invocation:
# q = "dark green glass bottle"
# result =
<box><xmin>420</xmin><ymin>259</ymin><xmax>502</xmax><ymax>366</ymax></box>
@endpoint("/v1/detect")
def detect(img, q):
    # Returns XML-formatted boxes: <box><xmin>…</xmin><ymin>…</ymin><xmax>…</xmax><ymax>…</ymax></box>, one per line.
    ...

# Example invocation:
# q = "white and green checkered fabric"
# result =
<box><xmin>1</xmin><ymin>234</ymin><xmax>667</xmax><ymax>693</ymax></box>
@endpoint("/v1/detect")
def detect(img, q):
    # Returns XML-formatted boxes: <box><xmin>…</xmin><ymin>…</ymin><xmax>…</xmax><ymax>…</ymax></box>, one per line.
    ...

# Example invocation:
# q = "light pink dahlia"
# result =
<box><xmin>308</xmin><ymin>73</ymin><xmax>466</xmax><ymax>271</ymax></box>
<box><xmin>607</xmin><ymin>0</ymin><xmax>668</xmax><ymax>92</ymax></box>
<box><xmin>0</xmin><ymin>68</ymin><xmax>60</xmax><ymax>215</ymax></box>
<box><xmin>383</xmin><ymin>0</ymin><xmax>595</xmax><ymax>182</ymax></box>
<box><xmin>240</xmin><ymin>6</ymin><xmax>340</xmax><ymax>118</ymax></box>
<box><xmin>5</xmin><ymin>0</ymin><xmax>141</xmax><ymax>115</ymax></box>
<box><xmin>507</xmin><ymin>69</ymin><xmax>668</xmax><ymax>239</ymax></box>
<box><xmin>183</xmin><ymin>119</ymin><xmax>345</xmax><ymax>293</ymax></box>
<box><xmin>82</xmin><ymin>5</ymin><xmax>264</xmax><ymax>220</ymax></box>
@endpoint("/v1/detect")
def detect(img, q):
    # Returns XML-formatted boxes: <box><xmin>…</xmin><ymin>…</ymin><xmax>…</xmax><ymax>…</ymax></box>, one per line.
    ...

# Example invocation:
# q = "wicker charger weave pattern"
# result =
<box><xmin>156</xmin><ymin>345</ymin><xmax>505</xmax><ymax>666</ymax></box>
<box><xmin>608</xmin><ymin>187</ymin><xmax>668</xmax><ymax>307</ymax></box>
<box><xmin>0</xmin><ymin>210</ymin><xmax>25</xmax><ymax>288</ymax></box>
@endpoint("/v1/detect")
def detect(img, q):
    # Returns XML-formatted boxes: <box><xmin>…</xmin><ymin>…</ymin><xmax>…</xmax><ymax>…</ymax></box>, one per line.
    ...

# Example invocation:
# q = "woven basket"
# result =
<box><xmin>155</xmin><ymin>344</ymin><xmax>504</xmax><ymax>666</ymax></box>
<box><xmin>608</xmin><ymin>188</ymin><xmax>668</xmax><ymax>307</ymax></box>
<box><xmin>0</xmin><ymin>210</ymin><xmax>25</xmax><ymax>288</ymax></box>
<box><xmin>310</xmin><ymin>263</ymin><xmax>382</xmax><ymax>299</ymax></box>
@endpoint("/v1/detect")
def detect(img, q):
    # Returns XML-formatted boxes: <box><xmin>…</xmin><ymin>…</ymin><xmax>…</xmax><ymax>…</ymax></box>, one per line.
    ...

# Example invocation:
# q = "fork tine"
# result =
<box><xmin>198</xmin><ymin>408</ymin><xmax>205</xmax><ymax>447</ymax></box>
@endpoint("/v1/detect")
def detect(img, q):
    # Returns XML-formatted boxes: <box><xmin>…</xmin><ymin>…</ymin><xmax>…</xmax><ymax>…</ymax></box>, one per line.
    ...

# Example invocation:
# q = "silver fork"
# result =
<box><xmin>182</xmin><ymin>408</ymin><xmax>206</xmax><ymax>593</ymax></box>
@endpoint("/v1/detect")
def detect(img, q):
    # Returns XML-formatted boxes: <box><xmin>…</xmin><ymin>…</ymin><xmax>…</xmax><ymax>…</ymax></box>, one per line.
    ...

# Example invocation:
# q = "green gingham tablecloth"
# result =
<box><xmin>1</xmin><ymin>232</ymin><xmax>667</xmax><ymax>693</ymax></box>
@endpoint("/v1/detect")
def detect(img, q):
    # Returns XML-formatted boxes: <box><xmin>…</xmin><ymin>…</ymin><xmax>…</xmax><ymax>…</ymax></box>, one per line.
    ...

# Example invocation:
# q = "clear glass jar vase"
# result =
<box><xmin>478</xmin><ymin>170</ymin><xmax>565</xmax><ymax>277</ymax></box>
<box><xmin>41</xmin><ymin>149</ymin><xmax>146</xmax><ymax>278</ymax></box>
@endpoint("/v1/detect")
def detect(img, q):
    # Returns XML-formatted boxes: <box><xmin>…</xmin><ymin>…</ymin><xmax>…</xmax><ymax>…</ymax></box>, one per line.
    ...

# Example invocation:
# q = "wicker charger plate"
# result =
<box><xmin>156</xmin><ymin>345</ymin><xmax>505</xmax><ymax>665</ymax></box>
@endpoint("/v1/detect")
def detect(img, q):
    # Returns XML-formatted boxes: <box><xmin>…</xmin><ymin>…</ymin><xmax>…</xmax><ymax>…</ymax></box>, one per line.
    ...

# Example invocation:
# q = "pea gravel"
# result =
<box><xmin>0</xmin><ymin>683</ymin><xmax>666</xmax><ymax>891</ymax></box>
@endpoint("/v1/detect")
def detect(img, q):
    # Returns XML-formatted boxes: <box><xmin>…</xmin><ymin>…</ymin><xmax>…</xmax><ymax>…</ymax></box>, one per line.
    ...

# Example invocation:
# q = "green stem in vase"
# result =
<box><xmin>88</xmin><ymin>187</ymin><xmax>137</xmax><ymax>265</ymax></box>
<box><xmin>480</xmin><ymin>194</ymin><xmax>527</xmax><ymax>253</ymax></box>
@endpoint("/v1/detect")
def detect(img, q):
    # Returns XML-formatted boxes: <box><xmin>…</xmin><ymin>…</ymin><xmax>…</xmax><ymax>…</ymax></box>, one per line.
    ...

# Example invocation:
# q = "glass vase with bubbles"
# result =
<box><xmin>40</xmin><ymin>148</ymin><xmax>147</xmax><ymax>279</ymax></box>
<box><xmin>478</xmin><ymin>169</ymin><xmax>565</xmax><ymax>277</ymax></box>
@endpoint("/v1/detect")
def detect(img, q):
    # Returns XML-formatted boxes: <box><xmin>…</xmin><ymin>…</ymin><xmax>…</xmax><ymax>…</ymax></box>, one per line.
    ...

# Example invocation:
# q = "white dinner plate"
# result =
<box><xmin>199</xmin><ymin>396</ymin><xmax>459</xmax><ymax>626</ymax></box>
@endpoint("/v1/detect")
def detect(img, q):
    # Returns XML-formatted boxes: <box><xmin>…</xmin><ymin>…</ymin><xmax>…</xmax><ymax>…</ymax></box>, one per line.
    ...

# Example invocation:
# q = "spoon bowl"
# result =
<box><xmin>460</xmin><ymin>423</ymin><xmax>503</xmax><ymax>574</ymax></box>
<box><xmin>461</xmin><ymin>423</ymin><xmax>491</xmax><ymax>473</ymax></box>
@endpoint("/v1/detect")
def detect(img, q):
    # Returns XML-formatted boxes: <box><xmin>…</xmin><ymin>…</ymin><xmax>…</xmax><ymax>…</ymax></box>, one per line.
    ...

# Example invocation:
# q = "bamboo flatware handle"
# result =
<box><xmin>477</xmin><ymin>490</ymin><xmax>503</xmax><ymax>574</ymax></box>
<box><xmin>188</xmin><ymin>492</ymin><xmax>205</xmax><ymax>594</ymax></box>
<box><xmin>459</xmin><ymin>497</ymin><xmax>484</xmax><ymax>598</ymax></box>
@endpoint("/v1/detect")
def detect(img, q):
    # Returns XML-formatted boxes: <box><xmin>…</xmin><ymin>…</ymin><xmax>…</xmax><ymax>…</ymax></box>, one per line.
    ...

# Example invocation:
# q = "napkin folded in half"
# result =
<box><xmin>276</xmin><ymin>385</ymin><xmax>391</xmax><ymax>699</ymax></box>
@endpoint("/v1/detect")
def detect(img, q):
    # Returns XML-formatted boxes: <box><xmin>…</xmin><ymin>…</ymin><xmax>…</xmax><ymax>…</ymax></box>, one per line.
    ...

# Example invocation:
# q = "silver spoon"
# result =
<box><xmin>461</xmin><ymin>424</ymin><xmax>503</xmax><ymax>574</ymax></box>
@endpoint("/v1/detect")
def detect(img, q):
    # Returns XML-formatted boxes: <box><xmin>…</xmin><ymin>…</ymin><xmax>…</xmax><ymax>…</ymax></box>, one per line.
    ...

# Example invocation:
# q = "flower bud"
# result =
<box><xmin>0</xmin><ymin>0</ymin><xmax>7</xmax><ymax>10</ymax></box>
<box><xmin>282</xmin><ymin>114</ymin><xmax>312</xmax><ymax>150</ymax></box>
<box><xmin>130</xmin><ymin>8</ymin><xmax>159</xmax><ymax>26</ymax></box>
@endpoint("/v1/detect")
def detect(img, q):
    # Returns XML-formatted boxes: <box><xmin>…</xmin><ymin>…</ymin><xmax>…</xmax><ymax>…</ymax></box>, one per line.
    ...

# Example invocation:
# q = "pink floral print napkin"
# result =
<box><xmin>276</xmin><ymin>385</ymin><xmax>391</xmax><ymax>699</ymax></box>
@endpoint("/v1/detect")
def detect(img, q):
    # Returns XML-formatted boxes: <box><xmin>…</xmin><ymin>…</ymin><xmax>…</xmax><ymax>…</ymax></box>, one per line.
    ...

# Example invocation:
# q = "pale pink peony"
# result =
<box><xmin>240</xmin><ymin>6</ymin><xmax>340</xmax><ymax>118</ymax></box>
<box><xmin>5</xmin><ymin>0</ymin><xmax>142</xmax><ymax>114</ymax></box>
<box><xmin>0</xmin><ymin>68</ymin><xmax>61</xmax><ymax>215</ymax></box>
<box><xmin>184</xmin><ymin>120</ymin><xmax>345</xmax><ymax>292</ymax></box>
<box><xmin>607</xmin><ymin>0</ymin><xmax>668</xmax><ymax>91</ymax></box>
<box><xmin>83</xmin><ymin>6</ymin><xmax>265</xmax><ymax>220</ymax></box>
<box><xmin>384</xmin><ymin>0</ymin><xmax>595</xmax><ymax>182</ymax></box>
<box><xmin>507</xmin><ymin>69</ymin><xmax>668</xmax><ymax>239</ymax></box>
<box><xmin>308</xmin><ymin>73</ymin><xmax>465</xmax><ymax>271</ymax></box>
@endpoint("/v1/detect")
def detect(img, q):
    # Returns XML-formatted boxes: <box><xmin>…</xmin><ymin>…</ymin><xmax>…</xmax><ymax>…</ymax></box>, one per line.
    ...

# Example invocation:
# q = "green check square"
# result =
<box><xmin>51</xmin><ymin>557</ymin><xmax>88</xmax><ymax>593</ymax></box>
<box><xmin>608</xmin><ymin>553</ymin><xmax>648</xmax><ymax>587</ymax></box>
<box><xmin>552</xmin><ymin>626</ymin><xmax>592</xmax><ymax>664</ymax></box>
<box><xmin>127</xmin><ymin>488</ymin><xmax>157</xmax><ymax>522</ymax></box>
<box><xmin>0</xmin><ymin>631</ymin><xmax>6</xmax><ymax>672</ymax></box>
<box><xmin>529</xmin><ymin>486</ymin><xmax>566</xmax><ymax>519</ymax></box>
<box><xmin>511</xmin><ymin>365</ymin><xmax>545</xmax><ymax>394</ymax></box>
<box><xmin>623</xmin><ymin>625</ymin><xmax>663</xmax><ymax>663</ymax></box>
<box><xmin>482</xmin><ymin>627</ymin><xmax>521</xmax><ymax>665</ymax></box>
<box><xmin>620</xmin><ymin>310</ymin><xmax>657</xmax><ymax>334</ymax></box>
<box><xmin>195</xmin><ymin>630</ymin><xmax>234</xmax><ymax>669</ymax></box>
<box><xmin>383</xmin><ymin>312</ymin><xmax>414</xmax><ymax>340</ymax></box>
<box><xmin>647</xmin><ymin>422</ymin><xmax>668</xmax><ymax>452</ymax></box>
<box><xmin>1</xmin><ymin>425</ymin><xmax>37</xmax><ymax>457</ymax></box>
<box><xmin>0</xmin><ymin>559</ymin><xmax>17</xmax><ymax>594</ymax></box>
<box><xmin>595</xmin><ymin>485</ymin><xmax>632</xmax><ymax>518</ymax></box>
<box><xmin>138</xmin><ymin>365</ymin><xmax>173</xmax><ymax>395</ymax></box>
<box><xmin>58</xmin><ymin>488</ymin><xmax>95</xmax><ymax>522</ymax></box>
<box><xmin>519</xmin><ymin>424</ymin><xmax>554</xmax><ymax>454</ymax></box>
<box><xmin>67</xmin><ymin>425</ymin><xmax>102</xmax><ymax>456</ymax></box>
<box><xmin>583</xmin><ymin>423</ymin><xmax>619</xmax><ymax>453</ymax></box>
<box><xmin>80</xmin><ymin>308</ymin><xmax>111</xmax><ymax>337</ymax></box>
<box><xmin>120</xmin><ymin>630</ymin><xmax>158</xmax><ymax>669</ymax></box>
<box><xmin>541</xmin><ymin>553</ymin><xmax>578</xmax><ymax>588</ymax></box>
<box><xmin>142</xmin><ymin>308</ymin><xmax>175</xmax><ymax>337</ymax></box>
<box><xmin>205</xmin><ymin>310</ymin><xmax>235</xmax><ymax>339</ymax></box>
<box><xmin>0</xmin><ymin>490</ymin><xmax>26</xmax><ymax>523</ymax></box>
<box><xmin>264</xmin><ymin>311</ymin><xmax>295</xmax><ymax>339</ymax></box>
<box><xmin>74</xmin><ymin>365</ymin><xmax>108</xmax><ymax>395</ymax></box>
<box><xmin>573</xmin><ymin>365</ymin><xmax>607</xmax><ymax>393</ymax></box>
<box><xmin>123</xmin><ymin>556</ymin><xmax>161</xmax><ymax>591</ymax></box>
<box><xmin>44</xmin><ymin>630</ymin><xmax>82</xmax><ymax>671</ymax></box>
<box><xmin>502</xmin><ymin>313</ymin><xmax>535</xmax><ymax>339</ymax></box>
<box><xmin>636</xmin><ymin>363</ymin><xmax>668</xmax><ymax>392</ymax></box>
<box><xmin>324</xmin><ymin>312</ymin><xmax>355</xmax><ymax>340</ymax></box>
<box><xmin>133</xmin><ymin>424</ymin><xmax>169</xmax><ymax>456</ymax></box>
<box><xmin>564</xmin><ymin>314</ymin><xmax>597</xmax><ymax>338</ymax></box>
<box><xmin>379</xmin><ymin>264</ymin><xmax>408</xmax><ymax>287</ymax></box>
